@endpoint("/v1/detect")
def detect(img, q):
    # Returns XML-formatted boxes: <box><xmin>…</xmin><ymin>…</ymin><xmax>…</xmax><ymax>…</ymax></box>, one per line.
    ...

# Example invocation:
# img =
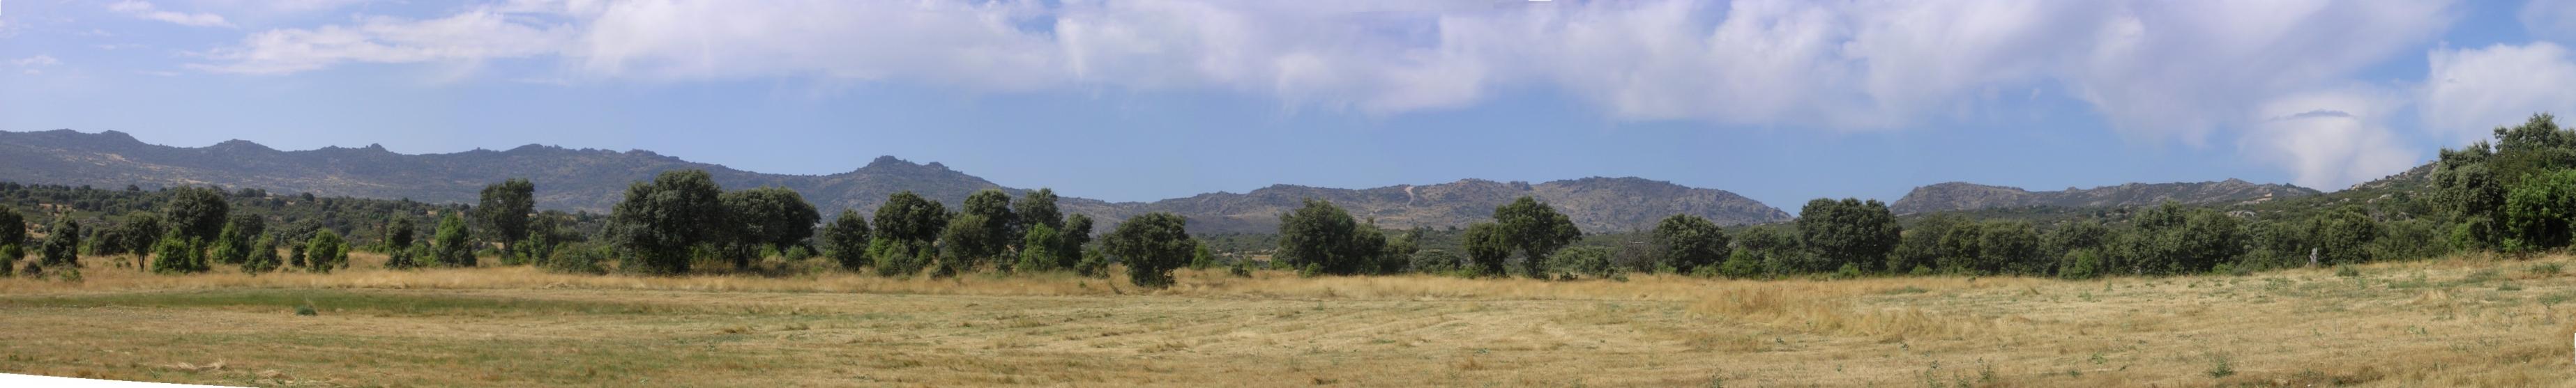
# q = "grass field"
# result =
<box><xmin>2</xmin><ymin>253</ymin><xmax>2573</xmax><ymax>387</ymax></box>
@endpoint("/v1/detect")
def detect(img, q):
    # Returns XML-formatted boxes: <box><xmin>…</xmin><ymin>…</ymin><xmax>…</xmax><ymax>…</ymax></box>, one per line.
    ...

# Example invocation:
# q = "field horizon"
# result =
<box><xmin>2</xmin><ymin>252</ymin><xmax>2570</xmax><ymax>387</ymax></box>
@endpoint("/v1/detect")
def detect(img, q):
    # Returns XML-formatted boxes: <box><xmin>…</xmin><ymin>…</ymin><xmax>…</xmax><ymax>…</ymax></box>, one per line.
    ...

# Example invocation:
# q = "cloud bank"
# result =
<box><xmin>177</xmin><ymin>0</ymin><xmax>2539</xmax><ymax>190</ymax></box>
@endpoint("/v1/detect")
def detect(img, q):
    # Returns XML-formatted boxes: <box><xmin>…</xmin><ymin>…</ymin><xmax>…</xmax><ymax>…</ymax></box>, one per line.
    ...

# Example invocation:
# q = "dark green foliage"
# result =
<box><xmin>288</xmin><ymin>240</ymin><xmax>307</xmax><ymax>268</ymax></box>
<box><xmin>516</xmin><ymin>210</ymin><xmax>582</xmax><ymax>265</ymax></box>
<box><xmin>821</xmin><ymin>210</ymin><xmax>873</xmax><ymax>272</ymax></box>
<box><xmin>1973</xmin><ymin>221</ymin><xmax>2043</xmax><ymax>275</ymax></box>
<box><xmin>0</xmin><ymin>205</ymin><xmax>22</xmax><ymax>249</ymax></box>
<box><xmin>1651</xmin><ymin>214</ymin><xmax>1731</xmax><ymax>272</ymax></box>
<box><xmin>98</xmin><ymin>212</ymin><xmax>165</xmax><ymax>267</ymax></box>
<box><xmin>953</xmin><ymin>189</ymin><xmax>1015</xmax><ymax>266</ymax></box>
<box><xmin>304</xmin><ymin>230</ymin><xmax>347</xmax><ymax>273</ymax></box>
<box><xmin>151</xmin><ymin>229</ymin><xmax>206</xmax><ymax>274</ymax></box>
<box><xmin>39</xmin><ymin>217</ymin><xmax>79</xmax><ymax>267</ymax></box>
<box><xmin>2501</xmin><ymin>169</ymin><xmax>2576</xmax><ymax>251</ymax></box>
<box><xmin>726</xmin><ymin>187</ymin><xmax>822</xmax><ymax>248</ymax></box>
<box><xmin>1715</xmin><ymin>250</ymin><xmax>1762</xmax><ymax>279</ymax></box>
<box><xmin>0</xmin><ymin>244</ymin><xmax>19</xmax><ymax>277</ymax></box>
<box><xmin>1461</xmin><ymin>222</ymin><xmax>1511</xmax><ymax>277</ymax></box>
<box><xmin>1891</xmin><ymin>214</ymin><xmax>1962</xmax><ymax>274</ymax></box>
<box><xmin>383</xmin><ymin>217</ymin><xmax>421</xmax><ymax>270</ymax></box>
<box><xmin>872</xmin><ymin>191</ymin><xmax>948</xmax><ymax>246</ymax></box>
<box><xmin>1275</xmin><ymin>199</ymin><xmax>1370</xmax><ymax>274</ymax></box>
<box><xmin>2310</xmin><ymin>209</ymin><xmax>2381</xmax><ymax>265</ymax></box>
<box><xmin>1409</xmin><ymin>249</ymin><xmax>1461</xmax><ymax>274</ymax></box>
<box><xmin>210</xmin><ymin>214</ymin><xmax>264</xmax><ymax>265</ymax></box>
<box><xmin>162</xmin><ymin>186</ymin><xmax>229</xmax><ymax>242</ymax></box>
<box><xmin>1057</xmin><ymin>214</ymin><xmax>1094</xmax><ymax>270</ymax></box>
<box><xmin>477</xmin><ymin>178</ymin><xmax>536</xmax><ymax>256</ymax></box>
<box><xmin>2118</xmin><ymin>202</ymin><xmax>2245</xmax><ymax>275</ymax></box>
<box><xmin>241</xmin><ymin>234</ymin><xmax>281</xmax><ymax>274</ymax></box>
<box><xmin>865</xmin><ymin>237</ymin><xmax>930</xmax><ymax>277</ymax></box>
<box><xmin>1796</xmin><ymin>198</ymin><xmax>1900</xmax><ymax>273</ymax></box>
<box><xmin>1552</xmin><ymin>245</ymin><xmax>1618</xmax><ymax>279</ymax></box>
<box><xmin>537</xmin><ymin>242</ymin><xmax>608</xmax><ymax>274</ymax></box>
<box><xmin>432</xmin><ymin>212</ymin><xmax>473</xmax><ymax>267</ymax></box>
<box><xmin>936</xmin><ymin>213</ymin><xmax>992</xmax><ymax>276</ymax></box>
<box><xmin>2059</xmin><ymin>249</ymin><xmax>2103</xmax><ymax>279</ymax></box>
<box><xmin>1493</xmin><ymin>196</ymin><xmax>1582</xmax><ymax>279</ymax></box>
<box><xmin>1733</xmin><ymin>226</ymin><xmax>1812</xmax><ymax>275</ymax></box>
<box><xmin>1379</xmin><ymin>227</ymin><xmax>1424</xmax><ymax>274</ymax></box>
<box><xmin>1103</xmin><ymin>212</ymin><xmax>1193</xmax><ymax>288</ymax></box>
<box><xmin>607</xmin><ymin>169</ymin><xmax>726</xmax><ymax>275</ymax></box>
<box><xmin>1014</xmin><ymin>188</ymin><xmax>1063</xmax><ymax>237</ymax></box>
<box><xmin>1016</xmin><ymin>224</ymin><xmax>1063</xmax><ymax>272</ymax></box>
<box><xmin>2434</xmin><ymin>114</ymin><xmax>2576</xmax><ymax>250</ymax></box>
<box><xmin>210</xmin><ymin>223</ymin><xmax>248</xmax><ymax>267</ymax></box>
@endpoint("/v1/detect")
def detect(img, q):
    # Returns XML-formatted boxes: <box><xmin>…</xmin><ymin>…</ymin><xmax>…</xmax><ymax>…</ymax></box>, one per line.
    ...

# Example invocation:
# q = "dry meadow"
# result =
<box><xmin>2</xmin><ymin>253</ymin><xmax>2573</xmax><ymax>387</ymax></box>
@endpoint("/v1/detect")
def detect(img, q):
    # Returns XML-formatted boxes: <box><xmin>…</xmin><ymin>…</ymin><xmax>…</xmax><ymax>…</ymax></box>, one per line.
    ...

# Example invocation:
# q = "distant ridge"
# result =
<box><xmin>0</xmin><ymin>130</ymin><xmax>1791</xmax><ymax>233</ymax></box>
<box><xmin>1889</xmin><ymin>179</ymin><xmax>2323</xmax><ymax>215</ymax></box>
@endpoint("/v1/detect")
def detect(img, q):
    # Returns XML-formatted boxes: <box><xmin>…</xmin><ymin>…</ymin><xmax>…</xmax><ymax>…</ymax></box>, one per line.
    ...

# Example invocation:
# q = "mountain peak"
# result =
<box><xmin>209</xmin><ymin>139</ymin><xmax>274</xmax><ymax>153</ymax></box>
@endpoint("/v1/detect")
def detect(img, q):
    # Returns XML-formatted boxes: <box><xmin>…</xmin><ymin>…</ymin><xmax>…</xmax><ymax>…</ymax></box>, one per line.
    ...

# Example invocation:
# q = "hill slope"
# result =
<box><xmin>0</xmin><ymin>130</ymin><xmax>1789</xmax><ymax>233</ymax></box>
<box><xmin>1889</xmin><ymin>179</ymin><xmax>2321</xmax><ymax>215</ymax></box>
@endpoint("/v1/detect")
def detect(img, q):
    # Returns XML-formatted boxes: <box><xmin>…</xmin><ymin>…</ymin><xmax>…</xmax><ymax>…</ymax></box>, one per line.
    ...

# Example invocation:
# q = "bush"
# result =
<box><xmin>538</xmin><ymin>244</ymin><xmax>608</xmax><ymax>274</ymax></box>
<box><xmin>1408</xmin><ymin>249</ymin><xmax>1461</xmax><ymax>274</ymax></box>
<box><xmin>1103</xmin><ymin>212</ymin><xmax>1192</xmax><ymax>288</ymax></box>
<box><xmin>304</xmin><ymin>231</ymin><xmax>347</xmax><ymax>273</ymax></box>
<box><xmin>2059</xmin><ymin>249</ymin><xmax>2103</xmax><ymax>280</ymax></box>
<box><xmin>151</xmin><ymin>235</ymin><xmax>206</xmax><ymax>274</ymax></box>
<box><xmin>240</xmin><ymin>235</ymin><xmax>282</xmax><ymax>275</ymax></box>
<box><xmin>1552</xmin><ymin>246</ymin><xmax>1618</xmax><ymax>280</ymax></box>
<box><xmin>1715</xmin><ymin>250</ymin><xmax>1762</xmax><ymax>279</ymax></box>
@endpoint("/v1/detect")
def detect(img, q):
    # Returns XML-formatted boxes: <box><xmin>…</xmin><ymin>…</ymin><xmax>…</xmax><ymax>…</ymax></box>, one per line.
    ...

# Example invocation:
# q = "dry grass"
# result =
<box><xmin>1</xmin><ymin>252</ymin><xmax>2573</xmax><ymax>387</ymax></box>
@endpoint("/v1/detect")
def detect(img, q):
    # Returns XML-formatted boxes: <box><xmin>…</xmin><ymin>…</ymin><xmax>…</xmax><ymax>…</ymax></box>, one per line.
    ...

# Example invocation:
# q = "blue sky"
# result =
<box><xmin>5</xmin><ymin>1</ymin><xmax>2576</xmax><ymax>208</ymax></box>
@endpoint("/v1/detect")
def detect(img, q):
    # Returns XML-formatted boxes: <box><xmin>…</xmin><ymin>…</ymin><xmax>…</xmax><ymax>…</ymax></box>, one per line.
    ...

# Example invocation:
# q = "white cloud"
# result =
<box><xmin>189</xmin><ymin>0</ymin><xmax>2450</xmax><ymax>139</ymax></box>
<box><xmin>2243</xmin><ymin>86</ymin><xmax>2418</xmax><ymax>189</ymax></box>
<box><xmin>13</xmin><ymin>54</ymin><xmax>56</xmax><ymax>75</ymax></box>
<box><xmin>108</xmin><ymin>1</ymin><xmax>233</xmax><ymax>27</ymax></box>
<box><xmin>194</xmin><ymin>8</ymin><xmax>570</xmax><ymax>74</ymax></box>
<box><xmin>2523</xmin><ymin>0</ymin><xmax>2576</xmax><ymax>42</ymax></box>
<box><xmin>2423</xmin><ymin>42</ymin><xmax>2576</xmax><ymax>144</ymax></box>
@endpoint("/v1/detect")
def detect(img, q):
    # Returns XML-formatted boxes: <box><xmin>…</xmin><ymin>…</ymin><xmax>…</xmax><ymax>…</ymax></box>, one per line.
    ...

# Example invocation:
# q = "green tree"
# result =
<box><xmin>2311</xmin><ymin>208</ymin><xmax>2381</xmax><ymax>265</ymax></box>
<box><xmin>1014</xmin><ymin>188</ymin><xmax>1063</xmax><ymax>237</ymax></box>
<box><xmin>1057</xmin><ymin>214</ymin><xmax>1094</xmax><ymax>270</ymax></box>
<box><xmin>607</xmin><ymin>169</ymin><xmax>727</xmax><ymax>274</ymax></box>
<box><xmin>1103</xmin><ymin>212</ymin><xmax>1194</xmax><ymax>288</ymax></box>
<box><xmin>1552</xmin><ymin>245</ymin><xmax>1618</xmax><ymax>279</ymax></box>
<box><xmin>1016</xmin><ymin>224</ymin><xmax>1063</xmax><ymax>272</ymax></box>
<box><xmin>477</xmin><ymin>178</ymin><xmax>536</xmax><ymax>257</ymax></box>
<box><xmin>955</xmin><ymin>189</ymin><xmax>1015</xmax><ymax>266</ymax></box>
<box><xmin>1379</xmin><ymin>227</ymin><xmax>1425</xmax><ymax>274</ymax></box>
<box><xmin>1275</xmin><ymin>199</ymin><xmax>1367</xmax><ymax>274</ymax></box>
<box><xmin>1461</xmin><ymin>222</ymin><xmax>1512</xmax><ymax>277</ymax></box>
<box><xmin>720</xmin><ymin>187</ymin><xmax>821</xmax><ymax>268</ymax></box>
<box><xmin>936</xmin><ymin>213</ymin><xmax>992</xmax><ymax>276</ymax></box>
<box><xmin>821</xmin><ymin>209</ymin><xmax>873</xmax><ymax>272</ymax></box>
<box><xmin>0</xmin><ymin>205</ymin><xmax>22</xmax><ymax>252</ymax></box>
<box><xmin>162</xmin><ymin>187</ymin><xmax>229</xmax><ymax>242</ymax></box>
<box><xmin>2433</xmin><ymin>114</ymin><xmax>2576</xmax><ymax>250</ymax></box>
<box><xmin>151</xmin><ymin>230</ymin><xmax>205</xmax><ymax>274</ymax></box>
<box><xmin>2502</xmin><ymin>169</ymin><xmax>2576</xmax><ymax>251</ymax></box>
<box><xmin>101</xmin><ymin>212</ymin><xmax>166</xmax><ymax>270</ymax></box>
<box><xmin>241</xmin><ymin>234</ymin><xmax>282</xmax><ymax>275</ymax></box>
<box><xmin>872</xmin><ymin>191</ymin><xmax>949</xmax><ymax>246</ymax></box>
<box><xmin>1796</xmin><ymin>198</ymin><xmax>1900</xmax><ymax>273</ymax></box>
<box><xmin>1974</xmin><ymin>221</ymin><xmax>2043</xmax><ymax>275</ymax></box>
<box><xmin>384</xmin><ymin>217</ymin><xmax>421</xmax><ymax>270</ymax></box>
<box><xmin>432</xmin><ymin>212</ymin><xmax>473</xmax><ymax>267</ymax></box>
<box><xmin>2120</xmin><ymin>202</ymin><xmax>2245</xmax><ymax>274</ymax></box>
<box><xmin>304</xmin><ymin>230</ymin><xmax>346</xmax><ymax>273</ymax></box>
<box><xmin>1650</xmin><ymin>214</ymin><xmax>1731</xmax><ymax>272</ymax></box>
<box><xmin>1891</xmin><ymin>214</ymin><xmax>1964</xmax><ymax>274</ymax></box>
<box><xmin>39</xmin><ymin>217</ymin><xmax>81</xmax><ymax>267</ymax></box>
<box><xmin>210</xmin><ymin>214</ymin><xmax>265</xmax><ymax>265</ymax></box>
<box><xmin>1492</xmin><ymin>196</ymin><xmax>1582</xmax><ymax>278</ymax></box>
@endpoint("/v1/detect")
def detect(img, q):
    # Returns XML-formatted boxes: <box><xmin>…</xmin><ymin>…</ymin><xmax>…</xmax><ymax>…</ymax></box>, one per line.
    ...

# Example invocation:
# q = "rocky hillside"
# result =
<box><xmin>0</xmin><ymin>130</ymin><xmax>1789</xmax><ymax>233</ymax></box>
<box><xmin>1889</xmin><ymin>179</ymin><xmax>2321</xmax><ymax>215</ymax></box>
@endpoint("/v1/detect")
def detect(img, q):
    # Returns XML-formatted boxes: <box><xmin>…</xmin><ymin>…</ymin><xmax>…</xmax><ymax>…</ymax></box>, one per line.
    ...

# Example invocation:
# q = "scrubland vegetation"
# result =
<box><xmin>4</xmin><ymin>114</ymin><xmax>2576</xmax><ymax>385</ymax></box>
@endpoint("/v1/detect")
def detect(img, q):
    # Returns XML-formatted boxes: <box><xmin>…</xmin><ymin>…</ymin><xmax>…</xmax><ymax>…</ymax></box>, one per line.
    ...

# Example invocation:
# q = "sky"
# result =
<box><xmin>5</xmin><ymin>1</ymin><xmax>2576</xmax><ymax>208</ymax></box>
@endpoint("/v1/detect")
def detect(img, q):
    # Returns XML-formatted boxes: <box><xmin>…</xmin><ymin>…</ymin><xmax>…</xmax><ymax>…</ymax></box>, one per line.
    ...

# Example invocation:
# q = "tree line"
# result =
<box><xmin>6</xmin><ymin>114</ymin><xmax>2575</xmax><ymax>285</ymax></box>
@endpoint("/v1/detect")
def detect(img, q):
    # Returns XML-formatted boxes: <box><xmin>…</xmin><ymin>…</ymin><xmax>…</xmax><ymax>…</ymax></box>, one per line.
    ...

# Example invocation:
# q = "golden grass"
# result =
<box><xmin>1</xmin><ymin>252</ymin><xmax>2572</xmax><ymax>387</ymax></box>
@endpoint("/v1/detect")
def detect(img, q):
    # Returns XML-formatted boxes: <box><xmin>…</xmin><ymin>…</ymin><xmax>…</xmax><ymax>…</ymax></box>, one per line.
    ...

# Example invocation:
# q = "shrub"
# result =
<box><xmin>304</xmin><ymin>231</ymin><xmax>347</xmax><ymax>273</ymax></box>
<box><xmin>1552</xmin><ymin>246</ymin><xmax>1619</xmax><ymax>279</ymax></box>
<box><xmin>2059</xmin><ymin>249</ymin><xmax>2103</xmax><ymax>280</ymax></box>
<box><xmin>240</xmin><ymin>235</ymin><xmax>282</xmax><ymax>275</ymax></box>
<box><xmin>151</xmin><ymin>234</ymin><xmax>206</xmax><ymax>274</ymax></box>
<box><xmin>538</xmin><ymin>243</ymin><xmax>608</xmax><ymax>274</ymax></box>
<box><xmin>1715</xmin><ymin>250</ymin><xmax>1762</xmax><ymax>279</ymax></box>
<box><xmin>0</xmin><ymin>245</ymin><xmax>18</xmax><ymax>277</ymax></box>
<box><xmin>1103</xmin><ymin>212</ymin><xmax>1192</xmax><ymax>288</ymax></box>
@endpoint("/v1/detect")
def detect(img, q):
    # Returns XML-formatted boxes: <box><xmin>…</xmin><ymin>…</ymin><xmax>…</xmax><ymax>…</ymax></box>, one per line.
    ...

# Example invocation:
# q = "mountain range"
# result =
<box><xmin>0</xmin><ymin>130</ymin><xmax>1794</xmax><ymax>233</ymax></box>
<box><xmin>2</xmin><ymin>129</ymin><xmax>2377</xmax><ymax>233</ymax></box>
